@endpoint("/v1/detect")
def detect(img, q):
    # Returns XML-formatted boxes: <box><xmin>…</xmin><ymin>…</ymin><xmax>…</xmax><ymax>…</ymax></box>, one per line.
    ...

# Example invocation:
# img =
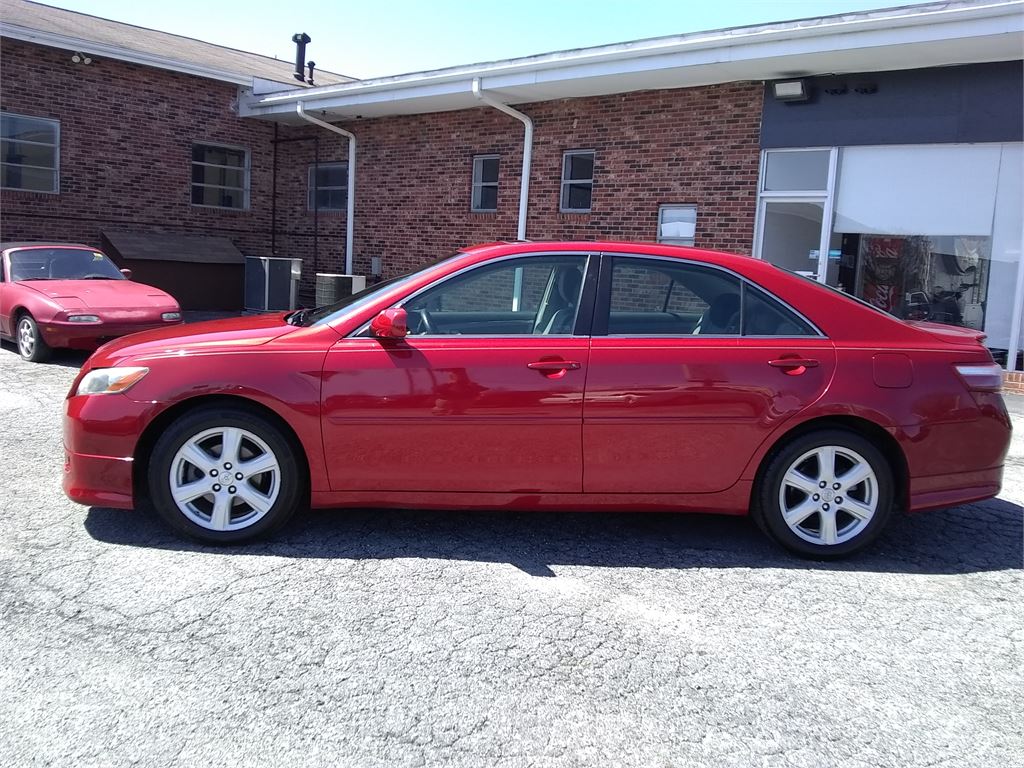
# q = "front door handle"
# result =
<box><xmin>768</xmin><ymin>357</ymin><xmax>819</xmax><ymax>375</ymax></box>
<box><xmin>527</xmin><ymin>360</ymin><xmax>581</xmax><ymax>371</ymax></box>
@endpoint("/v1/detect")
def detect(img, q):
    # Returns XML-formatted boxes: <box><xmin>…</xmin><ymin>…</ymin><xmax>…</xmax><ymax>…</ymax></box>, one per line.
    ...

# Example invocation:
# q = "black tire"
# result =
<box><xmin>753</xmin><ymin>429</ymin><xmax>894</xmax><ymax>559</ymax></box>
<box><xmin>16</xmin><ymin>313</ymin><xmax>52</xmax><ymax>363</ymax></box>
<box><xmin>147</xmin><ymin>405</ymin><xmax>304</xmax><ymax>544</ymax></box>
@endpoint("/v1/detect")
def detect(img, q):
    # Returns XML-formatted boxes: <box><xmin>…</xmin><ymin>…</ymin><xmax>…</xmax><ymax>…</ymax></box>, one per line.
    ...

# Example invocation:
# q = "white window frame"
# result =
<box><xmin>471</xmin><ymin>154</ymin><xmax>499</xmax><ymax>212</ymax></box>
<box><xmin>308</xmin><ymin>162</ymin><xmax>348</xmax><ymax>212</ymax></box>
<box><xmin>1</xmin><ymin>111</ymin><xmax>60</xmax><ymax>194</ymax></box>
<box><xmin>560</xmin><ymin>150</ymin><xmax>595</xmax><ymax>213</ymax></box>
<box><xmin>657</xmin><ymin>204</ymin><xmax>698</xmax><ymax>246</ymax></box>
<box><xmin>191</xmin><ymin>142</ymin><xmax>250</xmax><ymax>210</ymax></box>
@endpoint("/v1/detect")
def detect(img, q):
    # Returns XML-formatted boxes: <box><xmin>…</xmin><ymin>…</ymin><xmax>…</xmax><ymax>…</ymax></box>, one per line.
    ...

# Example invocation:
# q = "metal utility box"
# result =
<box><xmin>245</xmin><ymin>257</ymin><xmax>302</xmax><ymax>311</ymax></box>
<box><xmin>316</xmin><ymin>273</ymin><xmax>366</xmax><ymax>306</ymax></box>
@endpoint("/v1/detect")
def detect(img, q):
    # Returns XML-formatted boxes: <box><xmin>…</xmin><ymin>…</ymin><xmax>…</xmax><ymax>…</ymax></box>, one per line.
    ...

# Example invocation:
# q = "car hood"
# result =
<box><xmin>22</xmin><ymin>279</ymin><xmax>177</xmax><ymax>308</ymax></box>
<box><xmin>93</xmin><ymin>312</ymin><xmax>299</xmax><ymax>362</ymax></box>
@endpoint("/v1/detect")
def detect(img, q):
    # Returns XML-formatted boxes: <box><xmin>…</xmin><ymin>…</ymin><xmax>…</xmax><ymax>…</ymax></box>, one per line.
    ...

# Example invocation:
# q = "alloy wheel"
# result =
<box><xmin>168</xmin><ymin>426</ymin><xmax>281</xmax><ymax>532</ymax></box>
<box><xmin>777</xmin><ymin>445</ymin><xmax>879</xmax><ymax>546</ymax></box>
<box><xmin>17</xmin><ymin>317</ymin><xmax>35</xmax><ymax>359</ymax></box>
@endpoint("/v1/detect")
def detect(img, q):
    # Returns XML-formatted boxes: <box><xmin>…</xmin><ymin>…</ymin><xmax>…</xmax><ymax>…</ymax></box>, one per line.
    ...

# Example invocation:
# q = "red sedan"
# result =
<box><xmin>62</xmin><ymin>241</ymin><xmax>1011</xmax><ymax>557</ymax></box>
<box><xmin>0</xmin><ymin>242</ymin><xmax>181</xmax><ymax>362</ymax></box>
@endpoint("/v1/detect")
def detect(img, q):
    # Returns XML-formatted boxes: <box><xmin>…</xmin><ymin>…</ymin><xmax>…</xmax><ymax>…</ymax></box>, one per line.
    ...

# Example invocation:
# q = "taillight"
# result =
<box><xmin>954</xmin><ymin>363</ymin><xmax>1003</xmax><ymax>392</ymax></box>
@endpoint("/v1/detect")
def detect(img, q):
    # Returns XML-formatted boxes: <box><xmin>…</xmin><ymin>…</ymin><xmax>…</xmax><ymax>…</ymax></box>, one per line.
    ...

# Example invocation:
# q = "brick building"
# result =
<box><xmin>2</xmin><ymin>0</ymin><xmax>1023</xmax><ymax>368</ymax></box>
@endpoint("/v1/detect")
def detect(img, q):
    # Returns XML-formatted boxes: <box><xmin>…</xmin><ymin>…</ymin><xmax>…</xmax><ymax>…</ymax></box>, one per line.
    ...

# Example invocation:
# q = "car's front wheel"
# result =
<box><xmin>16</xmin><ymin>313</ymin><xmax>51</xmax><ymax>363</ymax></box>
<box><xmin>755</xmin><ymin>429</ymin><xmax>894</xmax><ymax>559</ymax></box>
<box><xmin>147</xmin><ymin>405</ymin><xmax>304</xmax><ymax>543</ymax></box>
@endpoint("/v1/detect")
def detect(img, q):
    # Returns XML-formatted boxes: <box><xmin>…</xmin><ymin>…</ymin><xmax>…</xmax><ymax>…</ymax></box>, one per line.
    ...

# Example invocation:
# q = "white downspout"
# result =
<box><xmin>472</xmin><ymin>77</ymin><xmax>532</xmax><ymax>241</ymax></box>
<box><xmin>296</xmin><ymin>102</ymin><xmax>355</xmax><ymax>275</ymax></box>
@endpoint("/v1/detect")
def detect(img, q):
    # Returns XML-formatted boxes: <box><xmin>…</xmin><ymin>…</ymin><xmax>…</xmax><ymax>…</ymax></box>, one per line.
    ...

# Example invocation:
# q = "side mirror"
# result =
<box><xmin>120</xmin><ymin>268</ymin><xmax>133</xmax><ymax>279</ymax></box>
<box><xmin>370</xmin><ymin>307</ymin><xmax>407</xmax><ymax>339</ymax></box>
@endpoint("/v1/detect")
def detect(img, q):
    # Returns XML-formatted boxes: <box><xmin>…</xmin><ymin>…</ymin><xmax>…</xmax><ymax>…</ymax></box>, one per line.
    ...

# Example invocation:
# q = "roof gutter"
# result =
<box><xmin>296</xmin><ymin>103</ymin><xmax>356</xmax><ymax>275</ymax></box>
<box><xmin>472</xmin><ymin>78</ymin><xmax>532</xmax><ymax>241</ymax></box>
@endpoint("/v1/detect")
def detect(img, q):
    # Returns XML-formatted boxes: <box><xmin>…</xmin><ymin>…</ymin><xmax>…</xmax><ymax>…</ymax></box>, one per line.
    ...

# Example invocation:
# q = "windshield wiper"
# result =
<box><xmin>286</xmin><ymin>308</ymin><xmax>309</xmax><ymax>326</ymax></box>
<box><xmin>82</xmin><ymin>275</ymin><xmax>117</xmax><ymax>280</ymax></box>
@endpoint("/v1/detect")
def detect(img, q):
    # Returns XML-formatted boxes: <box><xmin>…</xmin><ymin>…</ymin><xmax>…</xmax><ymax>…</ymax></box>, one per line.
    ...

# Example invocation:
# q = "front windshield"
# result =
<box><xmin>303</xmin><ymin>253</ymin><xmax>459</xmax><ymax>325</ymax></box>
<box><xmin>9</xmin><ymin>248</ymin><xmax>125</xmax><ymax>281</ymax></box>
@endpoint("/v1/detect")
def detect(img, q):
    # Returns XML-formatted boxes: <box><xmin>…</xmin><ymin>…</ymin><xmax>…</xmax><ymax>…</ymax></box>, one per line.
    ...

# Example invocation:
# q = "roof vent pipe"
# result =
<box><xmin>292</xmin><ymin>33</ymin><xmax>310</xmax><ymax>82</ymax></box>
<box><xmin>472</xmin><ymin>78</ymin><xmax>533</xmax><ymax>241</ymax></box>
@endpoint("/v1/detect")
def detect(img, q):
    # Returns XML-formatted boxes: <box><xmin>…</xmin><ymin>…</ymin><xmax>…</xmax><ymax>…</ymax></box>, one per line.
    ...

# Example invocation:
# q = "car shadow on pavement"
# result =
<box><xmin>84</xmin><ymin>497</ymin><xmax>1023</xmax><ymax>575</ymax></box>
<box><xmin>0</xmin><ymin>340</ymin><xmax>89</xmax><ymax>368</ymax></box>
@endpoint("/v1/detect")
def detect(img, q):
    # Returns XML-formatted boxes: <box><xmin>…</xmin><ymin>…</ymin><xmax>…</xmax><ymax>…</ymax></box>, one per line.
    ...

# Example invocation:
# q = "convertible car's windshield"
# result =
<box><xmin>9</xmin><ymin>248</ymin><xmax>125</xmax><ymax>281</ymax></box>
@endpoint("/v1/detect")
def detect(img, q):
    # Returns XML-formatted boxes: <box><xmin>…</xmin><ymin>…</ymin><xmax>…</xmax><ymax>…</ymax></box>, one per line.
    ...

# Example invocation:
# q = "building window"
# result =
<box><xmin>560</xmin><ymin>150</ymin><xmax>594</xmax><ymax>212</ymax></box>
<box><xmin>658</xmin><ymin>205</ymin><xmax>698</xmax><ymax>246</ymax></box>
<box><xmin>471</xmin><ymin>155</ymin><xmax>499</xmax><ymax>212</ymax></box>
<box><xmin>308</xmin><ymin>163</ymin><xmax>348</xmax><ymax>211</ymax></box>
<box><xmin>1</xmin><ymin>112</ymin><xmax>59</xmax><ymax>193</ymax></box>
<box><xmin>191</xmin><ymin>144</ymin><xmax>248</xmax><ymax>209</ymax></box>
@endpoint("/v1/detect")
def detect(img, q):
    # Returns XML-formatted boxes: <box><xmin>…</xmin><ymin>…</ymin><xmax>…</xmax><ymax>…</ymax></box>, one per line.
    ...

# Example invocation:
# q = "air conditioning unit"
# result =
<box><xmin>245</xmin><ymin>257</ymin><xmax>302</xmax><ymax>311</ymax></box>
<box><xmin>316</xmin><ymin>273</ymin><xmax>366</xmax><ymax>306</ymax></box>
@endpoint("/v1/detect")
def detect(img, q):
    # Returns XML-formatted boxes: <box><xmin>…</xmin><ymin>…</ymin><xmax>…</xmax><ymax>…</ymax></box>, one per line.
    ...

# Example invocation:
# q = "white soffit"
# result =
<box><xmin>241</xmin><ymin>1</ymin><xmax>1024</xmax><ymax>122</ymax></box>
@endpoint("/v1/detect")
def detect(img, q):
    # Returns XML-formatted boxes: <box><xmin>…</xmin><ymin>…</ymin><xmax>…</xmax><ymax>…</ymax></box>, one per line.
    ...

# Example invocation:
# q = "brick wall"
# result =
<box><xmin>0</xmin><ymin>39</ymin><xmax>349</xmax><ymax>304</ymax></box>
<box><xmin>346</xmin><ymin>83</ymin><xmax>763</xmax><ymax>278</ymax></box>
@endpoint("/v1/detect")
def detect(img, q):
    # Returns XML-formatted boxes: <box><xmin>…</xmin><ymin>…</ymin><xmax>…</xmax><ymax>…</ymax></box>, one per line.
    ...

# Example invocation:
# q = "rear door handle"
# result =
<box><xmin>527</xmin><ymin>360</ymin><xmax>581</xmax><ymax>371</ymax></box>
<box><xmin>768</xmin><ymin>358</ymin><xmax>819</xmax><ymax>375</ymax></box>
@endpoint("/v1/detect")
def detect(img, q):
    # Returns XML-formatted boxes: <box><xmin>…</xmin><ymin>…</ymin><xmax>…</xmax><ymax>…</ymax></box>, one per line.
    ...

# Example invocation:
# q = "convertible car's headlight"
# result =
<box><xmin>67</xmin><ymin>314</ymin><xmax>101</xmax><ymax>323</ymax></box>
<box><xmin>76</xmin><ymin>367</ymin><xmax>149</xmax><ymax>395</ymax></box>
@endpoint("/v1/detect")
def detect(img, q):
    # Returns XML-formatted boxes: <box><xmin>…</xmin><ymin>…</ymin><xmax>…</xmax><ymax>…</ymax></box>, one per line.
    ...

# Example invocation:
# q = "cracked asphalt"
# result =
<box><xmin>0</xmin><ymin>342</ymin><xmax>1021</xmax><ymax>768</ymax></box>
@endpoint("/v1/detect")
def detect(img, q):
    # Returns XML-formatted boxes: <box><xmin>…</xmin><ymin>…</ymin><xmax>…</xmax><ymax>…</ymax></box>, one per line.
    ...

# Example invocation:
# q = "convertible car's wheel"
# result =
<box><xmin>755</xmin><ymin>429</ymin><xmax>894</xmax><ymax>559</ymax></box>
<box><xmin>147</xmin><ymin>406</ymin><xmax>303</xmax><ymax>543</ymax></box>
<box><xmin>16</xmin><ymin>313</ymin><xmax>51</xmax><ymax>363</ymax></box>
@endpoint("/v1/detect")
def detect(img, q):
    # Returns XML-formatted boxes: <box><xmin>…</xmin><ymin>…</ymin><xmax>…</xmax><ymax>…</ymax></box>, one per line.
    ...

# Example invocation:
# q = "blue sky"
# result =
<box><xmin>42</xmin><ymin>0</ymin><xmax>926</xmax><ymax>79</ymax></box>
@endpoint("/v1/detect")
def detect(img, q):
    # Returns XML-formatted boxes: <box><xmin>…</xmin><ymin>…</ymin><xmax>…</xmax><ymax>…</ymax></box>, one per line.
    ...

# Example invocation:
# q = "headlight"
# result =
<box><xmin>67</xmin><ymin>314</ymin><xmax>100</xmax><ymax>323</ymax></box>
<box><xmin>161</xmin><ymin>312</ymin><xmax>181</xmax><ymax>321</ymax></box>
<box><xmin>76</xmin><ymin>367</ymin><xmax>149</xmax><ymax>395</ymax></box>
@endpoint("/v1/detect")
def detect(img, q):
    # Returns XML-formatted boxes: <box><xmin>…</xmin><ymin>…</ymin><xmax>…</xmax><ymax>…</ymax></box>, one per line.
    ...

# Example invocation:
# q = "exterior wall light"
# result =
<box><xmin>772</xmin><ymin>79</ymin><xmax>809</xmax><ymax>102</ymax></box>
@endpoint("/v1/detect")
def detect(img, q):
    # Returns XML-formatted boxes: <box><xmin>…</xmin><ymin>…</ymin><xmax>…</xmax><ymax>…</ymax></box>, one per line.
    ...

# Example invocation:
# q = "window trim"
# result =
<box><xmin>190</xmin><ymin>141</ymin><xmax>250</xmax><ymax>210</ymax></box>
<box><xmin>657</xmin><ymin>204</ymin><xmax>698</xmax><ymax>247</ymax></box>
<box><xmin>592</xmin><ymin>253</ymin><xmax>825</xmax><ymax>339</ymax></box>
<box><xmin>560</xmin><ymin>150</ymin><xmax>595</xmax><ymax>213</ymax></box>
<box><xmin>1</xmin><ymin>111</ymin><xmax>60</xmax><ymax>194</ymax></box>
<box><xmin>307</xmin><ymin>161</ymin><xmax>348</xmax><ymax>212</ymax></box>
<box><xmin>471</xmin><ymin>154</ymin><xmax>499</xmax><ymax>212</ymax></box>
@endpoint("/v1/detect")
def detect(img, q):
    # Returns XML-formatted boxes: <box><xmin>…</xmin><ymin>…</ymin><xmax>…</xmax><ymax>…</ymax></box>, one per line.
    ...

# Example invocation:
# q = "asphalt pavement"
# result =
<box><xmin>1</xmin><ymin>343</ymin><xmax>1021</xmax><ymax>768</ymax></box>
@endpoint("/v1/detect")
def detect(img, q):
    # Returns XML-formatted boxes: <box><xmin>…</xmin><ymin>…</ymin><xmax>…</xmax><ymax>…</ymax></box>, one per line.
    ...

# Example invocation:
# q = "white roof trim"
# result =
<box><xmin>241</xmin><ymin>0</ymin><xmax>1024</xmax><ymax>119</ymax></box>
<box><xmin>1</xmin><ymin>22</ymin><xmax>257</xmax><ymax>86</ymax></box>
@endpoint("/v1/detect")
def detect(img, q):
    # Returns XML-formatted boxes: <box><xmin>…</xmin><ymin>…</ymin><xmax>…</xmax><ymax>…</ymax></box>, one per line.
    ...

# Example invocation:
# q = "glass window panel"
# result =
<box><xmin>404</xmin><ymin>256</ymin><xmax>587</xmax><ymax>335</ymax></box>
<box><xmin>317</xmin><ymin>164</ymin><xmax>346</xmax><ymax>187</ymax></box>
<box><xmin>658</xmin><ymin>205</ymin><xmax>697</xmax><ymax>245</ymax></box>
<box><xmin>1</xmin><ymin>139</ymin><xmax>56</xmax><ymax>169</ymax></box>
<box><xmin>608</xmin><ymin>257</ymin><xmax>741</xmax><ymax>335</ymax></box>
<box><xmin>476</xmin><ymin>185</ymin><xmax>498</xmax><ymax>211</ymax></box>
<box><xmin>193</xmin><ymin>166</ymin><xmax>244</xmax><ymax>188</ymax></box>
<box><xmin>1</xmin><ymin>164</ymin><xmax>56</xmax><ymax>192</ymax></box>
<box><xmin>192</xmin><ymin>185</ymin><xmax>243</xmax><ymax>208</ymax></box>
<box><xmin>763</xmin><ymin>150</ymin><xmax>830</xmax><ymax>192</ymax></box>
<box><xmin>0</xmin><ymin>114</ymin><xmax>56</xmax><ymax>144</ymax></box>
<box><xmin>566</xmin><ymin>153</ymin><xmax>594</xmax><ymax>180</ymax></box>
<box><xmin>566</xmin><ymin>183</ymin><xmax>592</xmax><ymax>211</ymax></box>
<box><xmin>743</xmin><ymin>285</ymin><xmax>815</xmax><ymax>336</ymax></box>
<box><xmin>480</xmin><ymin>157</ymin><xmax>499</xmax><ymax>183</ymax></box>
<box><xmin>193</xmin><ymin>145</ymin><xmax>245</xmax><ymax>167</ymax></box>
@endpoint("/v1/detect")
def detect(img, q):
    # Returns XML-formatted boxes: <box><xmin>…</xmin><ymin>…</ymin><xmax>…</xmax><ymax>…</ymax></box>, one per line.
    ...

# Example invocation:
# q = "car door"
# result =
<box><xmin>583</xmin><ymin>254</ymin><xmax>836</xmax><ymax>494</ymax></box>
<box><xmin>321</xmin><ymin>252</ymin><xmax>596</xmax><ymax>493</ymax></box>
<box><xmin>0</xmin><ymin>252</ymin><xmax>11</xmax><ymax>337</ymax></box>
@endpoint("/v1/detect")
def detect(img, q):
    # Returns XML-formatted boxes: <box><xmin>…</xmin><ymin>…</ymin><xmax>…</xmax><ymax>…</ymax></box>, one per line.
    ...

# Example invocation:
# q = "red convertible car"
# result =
<box><xmin>62</xmin><ymin>241</ymin><xmax>1011</xmax><ymax>558</ymax></box>
<box><xmin>0</xmin><ymin>242</ymin><xmax>181</xmax><ymax>362</ymax></box>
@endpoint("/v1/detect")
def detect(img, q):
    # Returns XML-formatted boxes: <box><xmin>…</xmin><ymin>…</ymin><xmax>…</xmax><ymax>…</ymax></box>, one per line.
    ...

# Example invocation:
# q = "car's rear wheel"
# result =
<box><xmin>147</xmin><ymin>406</ymin><xmax>303</xmax><ymax>543</ymax></box>
<box><xmin>16</xmin><ymin>313</ymin><xmax>51</xmax><ymax>363</ymax></box>
<box><xmin>755</xmin><ymin>430</ymin><xmax>894</xmax><ymax>559</ymax></box>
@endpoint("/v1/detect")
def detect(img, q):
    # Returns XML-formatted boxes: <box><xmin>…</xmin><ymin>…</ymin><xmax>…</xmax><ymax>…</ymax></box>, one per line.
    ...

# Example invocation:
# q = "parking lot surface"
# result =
<box><xmin>1</xmin><ymin>343</ymin><xmax>1021</xmax><ymax>768</ymax></box>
